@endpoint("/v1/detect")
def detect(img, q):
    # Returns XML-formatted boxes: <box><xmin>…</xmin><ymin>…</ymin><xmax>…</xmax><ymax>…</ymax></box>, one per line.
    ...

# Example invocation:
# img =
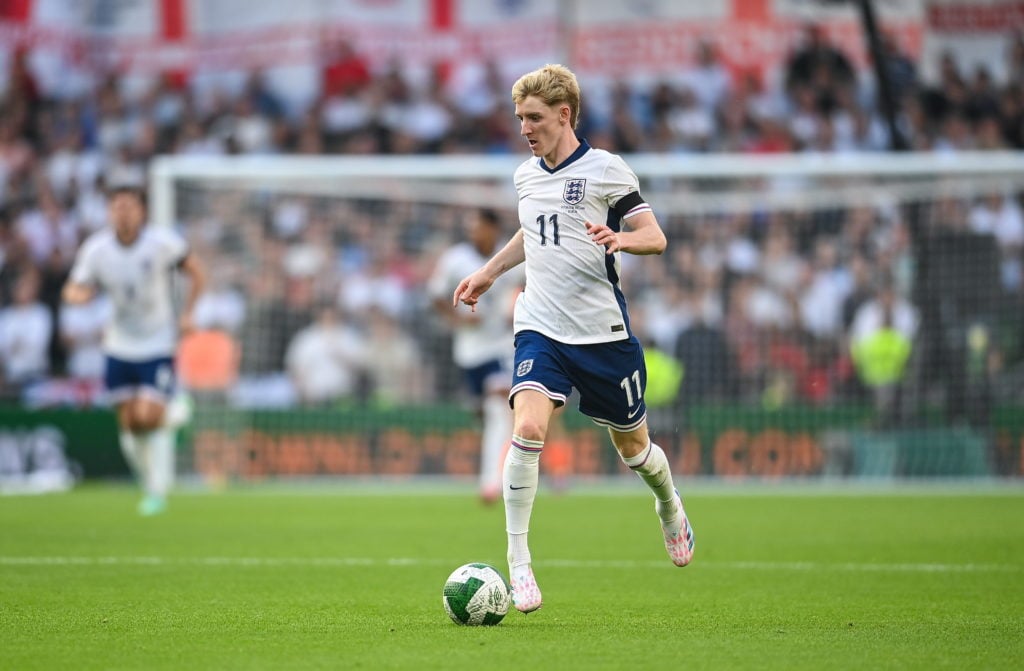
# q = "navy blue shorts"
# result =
<box><xmin>104</xmin><ymin>355</ymin><xmax>176</xmax><ymax>404</ymax></box>
<box><xmin>462</xmin><ymin>358</ymin><xmax>510</xmax><ymax>397</ymax></box>
<box><xmin>510</xmin><ymin>330</ymin><xmax>648</xmax><ymax>431</ymax></box>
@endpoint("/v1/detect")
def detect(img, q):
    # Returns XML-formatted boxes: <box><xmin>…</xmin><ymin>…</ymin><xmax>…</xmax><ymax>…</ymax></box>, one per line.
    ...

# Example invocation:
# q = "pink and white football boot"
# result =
<box><xmin>660</xmin><ymin>490</ymin><xmax>695</xmax><ymax>567</ymax></box>
<box><xmin>509</xmin><ymin>564</ymin><xmax>543</xmax><ymax>613</ymax></box>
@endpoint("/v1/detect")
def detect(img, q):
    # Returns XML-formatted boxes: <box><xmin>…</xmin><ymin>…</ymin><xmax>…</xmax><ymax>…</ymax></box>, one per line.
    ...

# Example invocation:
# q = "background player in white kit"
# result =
<box><xmin>63</xmin><ymin>185</ymin><xmax>205</xmax><ymax>516</ymax></box>
<box><xmin>429</xmin><ymin>208</ymin><xmax>521</xmax><ymax>504</ymax></box>
<box><xmin>454</xmin><ymin>64</ymin><xmax>695</xmax><ymax>614</ymax></box>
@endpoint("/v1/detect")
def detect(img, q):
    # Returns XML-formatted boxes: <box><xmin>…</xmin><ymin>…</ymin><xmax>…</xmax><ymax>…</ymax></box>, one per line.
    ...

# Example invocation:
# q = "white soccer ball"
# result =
<box><xmin>442</xmin><ymin>562</ymin><xmax>512</xmax><ymax>625</ymax></box>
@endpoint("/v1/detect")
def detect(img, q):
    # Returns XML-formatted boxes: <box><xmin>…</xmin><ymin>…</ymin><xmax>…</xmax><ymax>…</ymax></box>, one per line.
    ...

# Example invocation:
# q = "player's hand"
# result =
<box><xmin>585</xmin><ymin>222</ymin><xmax>620</xmax><ymax>254</ymax></box>
<box><xmin>453</xmin><ymin>272</ymin><xmax>494</xmax><ymax>313</ymax></box>
<box><xmin>61</xmin><ymin>283</ymin><xmax>94</xmax><ymax>305</ymax></box>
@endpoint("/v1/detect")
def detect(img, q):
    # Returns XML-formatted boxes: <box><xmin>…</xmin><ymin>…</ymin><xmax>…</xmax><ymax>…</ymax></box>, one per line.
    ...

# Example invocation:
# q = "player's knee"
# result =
<box><xmin>610</xmin><ymin>430</ymin><xmax>649</xmax><ymax>459</ymax></box>
<box><xmin>130</xmin><ymin>404</ymin><xmax>163</xmax><ymax>432</ymax></box>
<box><xmin>512</xmin><ymin>417</ymin><xmax>547</xmax><ymax>443</ymax></box>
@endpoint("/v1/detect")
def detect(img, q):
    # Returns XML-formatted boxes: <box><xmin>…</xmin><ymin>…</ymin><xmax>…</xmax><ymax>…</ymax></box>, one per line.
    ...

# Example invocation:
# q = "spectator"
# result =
<box><xmin>674</xmin><ymin>303</ymin><xmax>735</xmax><ymax>404</ymax></box>
<box><xmin>320</xmin><ymin>36</ymin><xmax>372</xmax><ymax>99</ymax></box>
<box><xmin>0</xmin><ymin>112</ymin><xmax>35</xmax><ymax>197</ymax></box>
<box><xmin>604</xmin><ymin>81</ymin><xmax>646</xmax><ymax>153</ymax></box>
<box><xmin>968</xmin><ymin>190</ymin><xmax>1024</xmax><ymax>291</ymax></box>
<box><xmin>215</xmin><ymin>97</ymin><xmax>276</xmax><ymax>154</ymax></box>
<box><xmin>285</xmin><ymin>304</ymin><xmax>366</xmax><ymax>405</ymax></box>
<box><xmin>193</xmin><ymin>267</ymin><xmax>247</xmax><ymax>334</ymax></box>
<box><xmin>799</xmin><ymin>238</ymin><xmax>853</xmax><ymax>340</ymax></box>
<box><xmin>241</xmin><ymin>69</ymin><xmax>285</xmax><ymax>120</ymax></box>
<box><xmin>679</xmin><ymin>39</ymin><xmax>731</xmax><ymax>114</ymax></box>
<box><xmin>361</xmin><ymin>307</ymin><xmax>426</xmax><ymax>405</ymax></box>
<box><xmin>59</xmin><ymin>292</ymin><xmax>110</xmax><ymax>381</ymax></box>
<box><xmin>785</xmin><ymin>23</ymin><xmax>856</xmax><ymax>114</ymax></box>
<box><xmin>7</xmin><ymin>46</ymin><xmax>42</xmax><ymax>108</ymax></box>
<box><xmin>879</xmin><ymin>31</ymin><xmax>918</xmax><ymax>103</ymax></box>
<box><xmin>668</xmin><ymin>86</ymin><xmax>716</xmax><ymax>151</ymax></box>
<box><xmin>849</xmin><ymin>276</ymin><xmax>919</xmax><ymax>427</ymax></box>
<box><xmin>16</xmin><ymin>186</ymin><xmax>79</xmax><ymax>266</ymax></box>
<box><xmin>0</xmin><ymin>270</ymin><xmax>52</xmax><ymax>394</ymax></box>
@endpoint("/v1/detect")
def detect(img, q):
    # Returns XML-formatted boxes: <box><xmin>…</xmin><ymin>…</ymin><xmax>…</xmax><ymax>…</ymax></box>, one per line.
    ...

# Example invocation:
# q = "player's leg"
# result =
<box><xmin>128</xmin><ymin>396</ymin><xmax>172</xmax><ymax>516</ymax></box>
<box><xmin>107</xmin><ymin>356</ymin><xmax>147</xmax><ymax>490</ymax></box>
<box><xmin>505</xmin><ymin>389</ymin><xmax>555</xmax><ymax>613</ymax></box>
<box><xmin>609</xmin><ymin>423</ymin><xmax>694</xmax><ymax>567</ymax></box>
<box><xmin>571</xmin><ymin>337</ymin><xmax>694</xmax><ymax>567</ymax></box>
<box><xmin>504</xmin><ymin>331</ymin><xmax>572</xmax><ymax>614</ymax></box>
<box><xmin>469</xmin><ymin>360</ymin><xmax>512</xmax><ymax>504</ymax></box>
<box><xmin>129</xmin><ymin>357</ymin><xmax>178</xmax><ymax>516</ymax></box>
<box><xmin>115</xmin><ymin>401</ymin><xmax>143</xmax><ymax>476</ymax></box>
<box><xmin>480</xmin><ymin>388</ymin><xmax>511</xmax><ymax>503</ymax></box>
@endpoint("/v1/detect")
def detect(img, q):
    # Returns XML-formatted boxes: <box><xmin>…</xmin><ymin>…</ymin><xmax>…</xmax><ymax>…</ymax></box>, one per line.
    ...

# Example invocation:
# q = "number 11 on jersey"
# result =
<box><xmin>536</xmin><ymin>214</ymin><xmax>560</xmax><ymax>246</ymax></box>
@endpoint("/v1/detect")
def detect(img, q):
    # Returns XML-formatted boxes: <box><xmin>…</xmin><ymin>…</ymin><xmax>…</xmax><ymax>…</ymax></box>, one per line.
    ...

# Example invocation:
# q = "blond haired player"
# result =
<box><xmin>454</xmin><ymin>64</ymin><xmax>694</xmax><ymax>614</ymax></box>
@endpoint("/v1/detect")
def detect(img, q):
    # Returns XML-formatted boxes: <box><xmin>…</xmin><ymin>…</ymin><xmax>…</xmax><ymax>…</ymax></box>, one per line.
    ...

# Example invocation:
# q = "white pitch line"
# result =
<box><xmin>0</xmin><ymin>556</ymin><xmax>1019</xmax><ymax>573</ymax></box>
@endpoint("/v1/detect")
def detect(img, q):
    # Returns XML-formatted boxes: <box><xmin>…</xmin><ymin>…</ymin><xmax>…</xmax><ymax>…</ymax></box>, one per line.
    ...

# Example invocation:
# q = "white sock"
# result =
<box><xmin>119</xmin><ymin>431</ymin><xmax>142</xmax><ymax>476</ymax></box>
<box><xmin>622</xmin><ymin>441</ymin><xmax>678</xmax><ymax>521</ymax></box>
<box><xmin>139</xmin><ymin>428</ymin><xmax>176</xmax><ymax>498</ymax></box>
<box><xmin>480</xmin><ymin>394</ymin><xmax>512</xmax><ymax>491</ymax></box>
<box><xmin>137</xmin><ymin>430</ymin><xmax>175</xmax><ymax>497</ymax></box>
<box><xmin>504</xmin><ymin>434</ymin><xmax>542</xmax><ymax>568</ymax></box>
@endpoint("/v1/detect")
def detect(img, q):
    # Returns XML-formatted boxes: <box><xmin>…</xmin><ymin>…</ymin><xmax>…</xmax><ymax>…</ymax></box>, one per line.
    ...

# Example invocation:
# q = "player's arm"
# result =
<box><xmin>453</xmin><ymin>229</ymin><xmax>525</xmax><ymax>311</ymax></box>
<box><xmin>587</xmin><ymin>209</ymin><xmax>666</xmax><ymax>256</ymax></box>
<box><xmin>587</xmin><ymin>158</ymin><xmax>667</xmax><ymax>256</ymax></box>
<box><xmin>586</xmin><ymin>188</ymin><xmax>667</xmax><ymax>256</ymax></box>
<box><xmin>177</xmin><ymin>252</ymin><xmax>206</xmax><ymax>335</ymax></box>
<box><xmin>62</xmin><ymin>247</ymin><xmax>96</xmax><ymax>304</ymax></box>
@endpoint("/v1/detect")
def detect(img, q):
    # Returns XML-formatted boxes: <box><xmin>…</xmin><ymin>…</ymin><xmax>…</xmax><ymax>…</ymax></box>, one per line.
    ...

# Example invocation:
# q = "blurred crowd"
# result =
<box><xmin>2</xmin><ymin>27</ymin><xmax>1024</xmax><ymax>417</ymax></box>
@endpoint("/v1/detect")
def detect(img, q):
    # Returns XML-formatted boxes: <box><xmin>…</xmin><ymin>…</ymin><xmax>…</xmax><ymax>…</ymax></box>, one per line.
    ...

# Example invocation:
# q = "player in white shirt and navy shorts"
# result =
<box><xmin>63</xmin><ymin>185</ymin><xmax>205</xmax><ymax>516</ymax></box>
<box><xmin>429</xmin><ymin>208</ymin><xmax>523</xmax><ymax>504</ymax></box>
<box><xmin>454</xmin><ymin>64</ymin><xmax>694</xmax><ymax>615</ymax></box>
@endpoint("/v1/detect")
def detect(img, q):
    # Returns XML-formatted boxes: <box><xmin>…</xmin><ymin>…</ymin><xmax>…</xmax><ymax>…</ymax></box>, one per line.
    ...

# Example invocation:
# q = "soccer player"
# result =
<box><xmin>453</xmin><ymin>64</ymin><xmax>694</xmax><ymax>614</ymax></box>
<box><xmin>63</xmin><ymin>185</ymin><xmax>205</xmax><ymax>516</ymax></box>
<box><xmin>429</xmin><ymin>208</ymin><xmax>521</xmax><ymax>504</ymax></box>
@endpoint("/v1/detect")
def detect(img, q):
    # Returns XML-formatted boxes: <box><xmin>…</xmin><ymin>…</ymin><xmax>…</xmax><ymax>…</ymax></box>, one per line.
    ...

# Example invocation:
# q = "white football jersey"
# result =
<box><xmin>68</xmin><ymin>226</ymin><xmax>189</xmax><ymax>361</ymax></box>
<box><xmin>428</xmin><ymin>241</ymin><xmax>522</xmax><ymax>368</ymax></box>
<box><xmin>513</xmin><ymin>140</ymin><xmax>652</xmax><ymax>344</ymax></box>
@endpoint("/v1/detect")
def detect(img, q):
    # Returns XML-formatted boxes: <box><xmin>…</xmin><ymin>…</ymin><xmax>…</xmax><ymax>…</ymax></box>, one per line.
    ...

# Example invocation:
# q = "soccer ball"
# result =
<box><xmin>442</xmin><ymin>563</ymin><xmax>511</xmax><ymax>625</ymax></box>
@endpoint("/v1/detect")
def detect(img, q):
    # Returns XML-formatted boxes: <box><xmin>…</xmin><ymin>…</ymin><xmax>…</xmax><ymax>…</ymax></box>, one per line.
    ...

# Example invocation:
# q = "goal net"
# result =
<box><xmin>151</xmin><ymin>151</ymin><xmax>1024</xmax><ymax>482</ymax></box>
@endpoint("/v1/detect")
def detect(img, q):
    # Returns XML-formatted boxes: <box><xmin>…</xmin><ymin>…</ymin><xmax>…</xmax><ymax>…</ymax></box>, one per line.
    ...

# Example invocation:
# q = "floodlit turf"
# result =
<box><xmin>2</xmin><ymin>483</ymin><xmax>1023</xmax><ymax>670</ymax></box>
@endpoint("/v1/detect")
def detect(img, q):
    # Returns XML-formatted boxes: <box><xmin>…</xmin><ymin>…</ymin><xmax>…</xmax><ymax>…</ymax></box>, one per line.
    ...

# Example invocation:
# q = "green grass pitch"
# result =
<box><xmin>2</xmin><ymin>483</ymin><xmax>1022</xmax><ymax>670</ymax></box>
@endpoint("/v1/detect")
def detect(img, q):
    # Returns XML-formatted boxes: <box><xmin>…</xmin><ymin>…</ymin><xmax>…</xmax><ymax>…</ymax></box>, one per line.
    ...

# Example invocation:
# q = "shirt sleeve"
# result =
<box><xmin>156</xmin><ymin>227</ymin><xmax>190</xmax><ymax>267</ymax></box>
<box><xmin>604</xmin><ymin>155</ymin><xmax>652</xmax><ymax>220</ymax></box>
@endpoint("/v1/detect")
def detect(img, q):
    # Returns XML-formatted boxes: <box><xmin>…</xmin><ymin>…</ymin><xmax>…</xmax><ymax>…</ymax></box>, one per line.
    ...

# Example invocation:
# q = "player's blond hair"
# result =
<box><xmin>511</xmin><ymin>64</ymin><xmax>581</xmax><ymax>129</ymax></box>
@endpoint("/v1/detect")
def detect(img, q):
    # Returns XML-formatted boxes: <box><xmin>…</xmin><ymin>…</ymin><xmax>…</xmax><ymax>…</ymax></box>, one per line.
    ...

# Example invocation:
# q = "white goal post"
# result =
<box><xmin>149</xmin><ymin>150</ymin><xmax>1024</xmax><ymax>482</ymax></box>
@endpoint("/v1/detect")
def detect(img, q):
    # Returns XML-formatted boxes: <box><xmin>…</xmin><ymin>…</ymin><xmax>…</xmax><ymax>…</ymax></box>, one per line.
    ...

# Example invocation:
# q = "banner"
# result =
<box><xmin>182</xmin><ymin>404</ymin><xmax>1011</xmax><ymax>480</ymax></box>
<box><xmin>1</xmin><ymin>0</ymin><xmax>926</xmax><ymax>106</ymax></box>
<box><xmin>920</xmin><ymin>0</ymin><xmax>1024</xmax><ymax>82</ymax></box>
<box><xmin>1</xmin><ymin>404</ymin><xmax>1020</xmax><ymax>482</ymax></box>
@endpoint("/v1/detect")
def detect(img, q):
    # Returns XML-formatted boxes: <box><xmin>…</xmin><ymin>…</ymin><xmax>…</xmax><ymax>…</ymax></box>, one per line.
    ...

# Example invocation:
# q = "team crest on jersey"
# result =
<box><xmin>516</xmin><ymin>359</ymin><xmax>534</xmax><ymax>377</ymax></box>
<box><xmin>562</xmin><ymin>179</ymin><xmax>586</xmax><ymax>205</ymax></box>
